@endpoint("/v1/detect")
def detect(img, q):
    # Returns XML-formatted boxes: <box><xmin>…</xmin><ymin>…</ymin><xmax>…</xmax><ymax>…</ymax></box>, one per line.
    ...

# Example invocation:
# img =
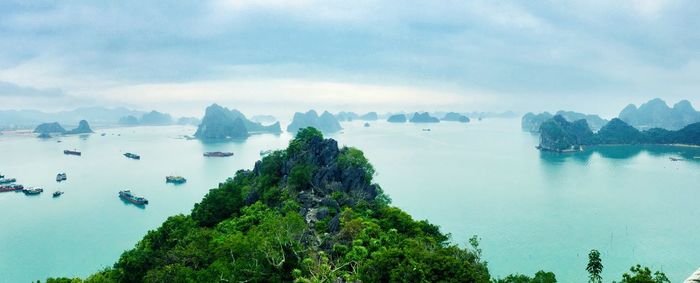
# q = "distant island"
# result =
<box><xmin>250</xmin><ymin>114</ymin><xmax>277</xmax><ymax>125</ymax></box>
<box><xmin>358</xmin><ymin>112</ymin><xmax>378</xmax><ymax>121</ymax></box>
<box><xmin>619</xmin><ymin>98</ymin><xmax>700</xmax><ymax>130</ymax></box>
<box><xmin>409</xmin><ymin>112</ymin><xmax>440</xmax><ymax>123</ymax></box>
<box><xmin>0</xmin><ymin>107</ymin><xmax>144</xmax><ymax>129</ymax></box>
<box><xmin>387</xmin><ymin>113</ymin><xmax>407</xmax><ymax>123</ymax></box>
<box><xmin>442</xmin><ymin>112</ymin><xmax>470</xmax><ymax>123</ymax></box>
<box><xmin>335</xmin><ymin>111</ymin><xmax>359</xmax><ymax>121</ymax></box>
<box><xmin>194</xmin><ymin>104</ymin><xmax>281</xmax><ymax>139</ymax></box>
<box><xmin>538</xmin><ymin>115</ymin><xmax>700</xmax><ymax>152</ymax></box>
<box><xmin>287</xmin><ymin>110</ymin><xmax>342</xmax><ymax>133</ymax></box>
<box><xmin>33</xmin><ymin>120</ymin><xmax>94</xmax><ymax>137</ymax></box>
<box><xmin>522</xmin><ymin>111</ymin><xmax>608</xmax><ymax>132</ymax></box>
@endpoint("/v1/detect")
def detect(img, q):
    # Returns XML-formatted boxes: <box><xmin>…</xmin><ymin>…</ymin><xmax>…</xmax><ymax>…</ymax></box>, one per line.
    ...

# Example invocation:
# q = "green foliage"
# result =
<box><xmin>614</xmin><ymin>265</ymin><xmax>670</xmax><ymax>283</ymax></box>
<box><xmin>288</xmin><ymin>164</ymin><xmax>315</xmax><ymax>191</ymax></box>
<box><xmin>494</xmin><ymin>271</ymin><xmax>556</xmax><ymax>283</ymax></box>
<box><xmin>586</xmin><ymin>249</ymin><xmax>603</xmax><ymax>283</ymax></box>
<box><xmin>337</xmin><ymin>147</ymin><xmax>375</xmax><ymax>184</ymax></box>
<box><xmin>53</xmin><ymin>129</ymin><xmax>675</xmax><ymax>283</ymax></box>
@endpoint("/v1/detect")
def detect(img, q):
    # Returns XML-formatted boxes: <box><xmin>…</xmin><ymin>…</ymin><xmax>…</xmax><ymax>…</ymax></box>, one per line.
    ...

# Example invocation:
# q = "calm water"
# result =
<box><xmin>1</xmin><ymin>120</ymin><xmax>698</xmax><ymax>282</ymax></box>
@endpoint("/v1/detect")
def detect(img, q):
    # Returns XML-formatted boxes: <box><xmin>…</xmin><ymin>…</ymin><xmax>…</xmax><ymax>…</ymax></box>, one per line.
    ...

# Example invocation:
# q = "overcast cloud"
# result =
<box><xmin>0</xmin><ymin>0</ymin><xmax>698</xmax><ymax>117</ymax></box>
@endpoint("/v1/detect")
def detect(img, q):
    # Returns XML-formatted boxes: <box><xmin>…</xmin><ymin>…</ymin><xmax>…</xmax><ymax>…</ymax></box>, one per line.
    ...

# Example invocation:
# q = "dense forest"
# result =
<box><xmin>45</xmin><ymin>128</ymin><xmax>671</xmax><ymax>282</ymax></box>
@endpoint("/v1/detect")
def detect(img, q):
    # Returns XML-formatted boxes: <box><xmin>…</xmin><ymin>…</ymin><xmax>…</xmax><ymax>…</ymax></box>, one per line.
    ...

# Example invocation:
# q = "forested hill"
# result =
<box><xmin>46</xmin><ymin>128</ymin><xmax>673</xmax><ymax>283</ymax></box>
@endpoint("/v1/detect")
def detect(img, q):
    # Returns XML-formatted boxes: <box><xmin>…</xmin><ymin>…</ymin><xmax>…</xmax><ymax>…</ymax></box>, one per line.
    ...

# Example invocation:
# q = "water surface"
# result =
<box><xmin>0</xmin><ymin>120</ymin><xmax>698</xmax><ymax>282</ymax></box>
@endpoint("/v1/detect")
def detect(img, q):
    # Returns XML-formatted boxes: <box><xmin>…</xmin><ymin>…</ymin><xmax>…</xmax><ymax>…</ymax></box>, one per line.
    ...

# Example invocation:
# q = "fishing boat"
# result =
<box><xmin>56</xmin><ymin>173</ymin><xmax>67</xmax><ymax>182</ymax></box>
<box><xmin>119</xmin><ymin>190</ymin><xmax>148</xmax><ymax>205</ymax></box>
<box><xmin>64</xmin><ymin>149</ymin><xmax>81</xmax><ymax>156</ymax></box>
<box><xmin>0</xmin><ymin>178</ymin><xmax>17</xmax><ymax>184</ymax></box>
<box><xmin>124</xmin><ymin>152</ymin><xmax>141</xmax><ymax>160</ymax></box>
<box><xmin>0</xmin><ymin>184</ymin><xmax>23</xmax><ymax>193</ymax></box>
<box><xmin>166</xmin><ymin>176</ymin><xmax>187</xmax><ymax>184</ymax></box>
<box><xmin>53</xmin><ymin>191</ymin><xmax>64</xmax><ymax>198</ymax></box>
<box><xmin>203</xmin><ymin>151</ymin><xmax>234</xmax><ymax>157</ymax></box>
<box><xmin>23</xmin><ymin>187</ymin><xmax>44</xmax><ymax>195</ymax></box>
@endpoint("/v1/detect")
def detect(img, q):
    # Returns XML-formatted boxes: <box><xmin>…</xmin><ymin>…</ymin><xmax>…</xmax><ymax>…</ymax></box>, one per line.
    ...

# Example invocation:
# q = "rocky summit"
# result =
<box><xmin>194</xmin><ymin>104</ymin><xmax>281</xmax><ymax>139</ymax></box>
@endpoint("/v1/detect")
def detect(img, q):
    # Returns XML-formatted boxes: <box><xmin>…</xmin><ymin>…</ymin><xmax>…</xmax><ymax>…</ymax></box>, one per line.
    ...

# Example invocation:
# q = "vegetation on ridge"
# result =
<box><xmin>44</xmin><ymin>128</ymin><xmax>673</xmax><ymax>283</ymax></box>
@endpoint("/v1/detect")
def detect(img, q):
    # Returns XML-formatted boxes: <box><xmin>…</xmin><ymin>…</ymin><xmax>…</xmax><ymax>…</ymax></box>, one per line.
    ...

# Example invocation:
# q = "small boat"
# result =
<box><xmin>422</xmin><ymin>128</ymin><xmax>431</xmax><ymax>132</ymax></box>
<box><xmin>0</xmin><ymin>178</ymin><xmax>17</xmax><ymax>184</ymax></box>
<box><xmin>124</xmin><ymin>152</ymin><xmax>141</xmax><ymax>160</ymax></box>
<box><xmin>670</xmin><ymin>157</ymin><xmax>684</xmax><ymax>162</ymax></box>
<box><xmin>203</xmin><ymin>151</ymin><xmax>234</xmax><ymax>157</ymax></box>
<box><xmin>119</xmin><ymin>190</ymin><xmax>149</xmax><ymax>205</ymax></box>
<box><xmin>64</xmin><ymin>150</ymin><xmax>81</xmax><ymax>156</ymax></box>
<box><xmin>56</xmin><ymin>173</ymin><xmax>67</xmax><ymax>182</ymax></box>
<box><xmin>0</xmin><ymin>184</ymin><xmax>23</xmax><ymax>193</ymax></box>
<box><xmin>166</xmin><ymin>176</ymin><xmax>187</xmax><ymax>184</ymax></box>
<box><xmin>23</xmin><ymin>187</ymin><xmax>44</xmax><ymax>195</ymax></box>
<box><xmin>53</xmin><ymin>191</ymin><xmax>64</xmax><ymax>198</ymax></box>
<box><xmin>364</xmin><ymin>122</ymin><xmax>370</xmax><ymax>127</ymax></box>
<box><xmin>101</xmin><ymin>133</ymin><xmax>106</xmax><ymax>136</ymax></box>
<box><xmin>260</xmin><ymin>150</ymin><xmax>273</xmax><ymax>157</ymax></box>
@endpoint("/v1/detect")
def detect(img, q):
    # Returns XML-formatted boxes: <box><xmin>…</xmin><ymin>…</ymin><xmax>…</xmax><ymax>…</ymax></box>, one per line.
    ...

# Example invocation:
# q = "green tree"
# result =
<box><xmin>586</xmin><ymin>249</ymin><xmax>603</xmax><ymax>283</ymax></box>
<box><xmin>615</xmin><ymin>265</ymin><xmax>670</xmax><ymax>283</ymax></box>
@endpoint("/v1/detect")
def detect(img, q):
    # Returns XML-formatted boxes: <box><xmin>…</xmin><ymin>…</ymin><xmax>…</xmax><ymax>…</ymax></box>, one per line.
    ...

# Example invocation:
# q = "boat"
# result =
<box><xmin>260</xmin><ymin>150</ymin><xmax>273</xmax><ymax>156</ymax></box>
<box><xmin>119</xmin><ymin>190</ymin><xmax>149</xmax><ymax>205</ymax></box>
<box><xmin>364</xmin><ymin>122</ymin><xmax>370</xmax><ymax>127</ymax></box>
<box><xmin>670</xmin><ymin>157</ymin><xmax>684</xmax><ymax>162</ymax></box>
<box><xmin>165</xmin><ymin>176</ymin><xmax>187</xmax><ymax>184</ymax></box>
<box><xmin>101</xmin><ymin>133</ymin><xmax>106</xmax><ymax>136</ymax></box>
<box><xmin>0</xmin><ymin>178</ymin><xmax>17</xmax><ymax>184</ymax></box>
<box><xmin>53</xmin><ymin>191</ymin><xmax>64</xmax><ymax>198</ymax></box>
<box><xmin>124</xmin><ymin>152</ymin><xmax>141</xmax><ymax>160</ymax></box>
<box><xmin>56</xmin><ymin>173</ymin><xmax>67</xmax><ymax>182</ymax></box>
<box><xmin>23</xmin><ymin>187</ymin><xmax>44</xmax><ymax>195</ymax></box>
<box><xmin>203</xmin><ymin>151</ymin><xmax>234</xmax><ymax>157</ymax></box>
<box><xmin>0</xmin><ymin>184</ymin><xmax>23</xmax><ymax>192</ymax></box>
<box><xmin>422</xmin><ymin>128</ymin><xmax>431</xmax><ymax>132</ymax></box>
<box><xmin>64</xmin><ymin>149</ymin><xmax>81</xmax><ymax>156</ymax></box>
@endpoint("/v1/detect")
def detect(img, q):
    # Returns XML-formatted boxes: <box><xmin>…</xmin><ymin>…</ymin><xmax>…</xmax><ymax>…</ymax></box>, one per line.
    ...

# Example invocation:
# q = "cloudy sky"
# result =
<box><xmin>0</xmin><ymin>0</ymin><xmax>698</xmax><ymax>117</ymax></box>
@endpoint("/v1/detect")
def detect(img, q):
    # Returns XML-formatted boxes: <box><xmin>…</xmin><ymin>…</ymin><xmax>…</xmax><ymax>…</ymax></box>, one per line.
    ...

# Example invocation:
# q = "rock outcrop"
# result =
<box><xmin>177</xmin><ymin>117</ymin><xmax>201</xmax><ymax>126</ymax></box>
<box><xmin>66</xmin><ymin>120</ymin><xmax>94</xmax><ymax>134</ymax></box>
<box><xmin>287</xmin><ymin>110</ymin><xmax>342</xmax><ymax>133</ymax></box>
<box><xmin>409</xmin><ymin>112</ymin><xmax>440</xmax><ymax>123</ymax></box>
<box><xmin>335</xmin><ymin>111</ymin><xmax>359</xmax><ymax>121</ymax></box>
<box><xmin>442</xmin><ymin>112</ymin><xmax>470</xmax><ymax>123</ymax></box>
<box><xmin>387</xmin><ymin>114</ymin><xmax>407</xmax><ymax>123</ymax></box>
<box><xmin>194</xmin><ymin>104</ymin><xmax>280</xmax><ymax>139</ymax></box>
<box><xmin>33</xmin><ymin>122</ymin><xmax>66</xmax><ymax>134</ymax></box>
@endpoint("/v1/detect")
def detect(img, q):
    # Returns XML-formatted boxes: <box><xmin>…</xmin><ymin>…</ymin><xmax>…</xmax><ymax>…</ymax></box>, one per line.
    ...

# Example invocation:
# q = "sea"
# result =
<box><xmin>0</xmin><ymin>119</ymin><xmax>698</xmax><ymax>282</ymax></box>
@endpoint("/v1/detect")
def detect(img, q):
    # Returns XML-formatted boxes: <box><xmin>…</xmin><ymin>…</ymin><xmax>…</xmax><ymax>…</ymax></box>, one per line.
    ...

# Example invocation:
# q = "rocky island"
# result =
<box><xmin>409</xmin><ymin>112</ymin><xmax>440</xmax><ymax>123</ymax></box>
<box><xmin>538</xmin><ymin>115</ymin><xmax>700</xmax><ymax>152</ymax></box>
<box><xmin>359</xmin><ymin>112</ymin><xmax>378</xmax><ymax>121</ymax></box>
<box><xmin>65</xmin><ymin>120</ymin><xmax>94</xmax><ymax>134</ymax></box>
<box><xmin>194</xmin><ymin>104</ymin><xmax>281</xmax><ymax>139</ymax></box>
<box><xmin>287</xmin><ymin>110</ymin><xmax>342</xmax><ymax>133</ymax></box>
<box><xmin>387</xmin><ymin>113</ymin><xmax>407</xmax><ymax>123</ymax></box>
<box><xmin>33</xmin><ymin>122</ymin><xmax>66</xmax><ymax>135</ymax></box>
<box><xmin>442</xmin><ymin>112</ymin><xmax>470</xmax><ymax>123</ymax></box>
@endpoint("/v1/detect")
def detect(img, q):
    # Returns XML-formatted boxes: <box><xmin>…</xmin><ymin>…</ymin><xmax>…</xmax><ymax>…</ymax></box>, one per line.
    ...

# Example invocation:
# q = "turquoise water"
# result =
<box><xmin>1</xmin><ymin>120</ymin><xmax>699</xmax><ymax>282</ymax></box>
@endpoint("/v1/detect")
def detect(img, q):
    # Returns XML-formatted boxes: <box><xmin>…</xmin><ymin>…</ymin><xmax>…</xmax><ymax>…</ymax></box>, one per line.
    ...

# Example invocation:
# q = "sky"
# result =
<box><xmin>0</xmin><ymin>0</ymin><xmax>699</xmax><ymax>118</ymax></box>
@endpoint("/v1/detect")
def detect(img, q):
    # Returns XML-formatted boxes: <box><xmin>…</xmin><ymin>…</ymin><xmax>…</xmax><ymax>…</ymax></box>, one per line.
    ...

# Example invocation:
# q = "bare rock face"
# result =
<box><xmin>287</xmin><ymin>110</ymin><xmax>342</xmax><ymax>133</ymax></box>
<box><xmin>66</xmin><ymin>120</ymin><xmax>94</xmax><ymax>134</ymax></box>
